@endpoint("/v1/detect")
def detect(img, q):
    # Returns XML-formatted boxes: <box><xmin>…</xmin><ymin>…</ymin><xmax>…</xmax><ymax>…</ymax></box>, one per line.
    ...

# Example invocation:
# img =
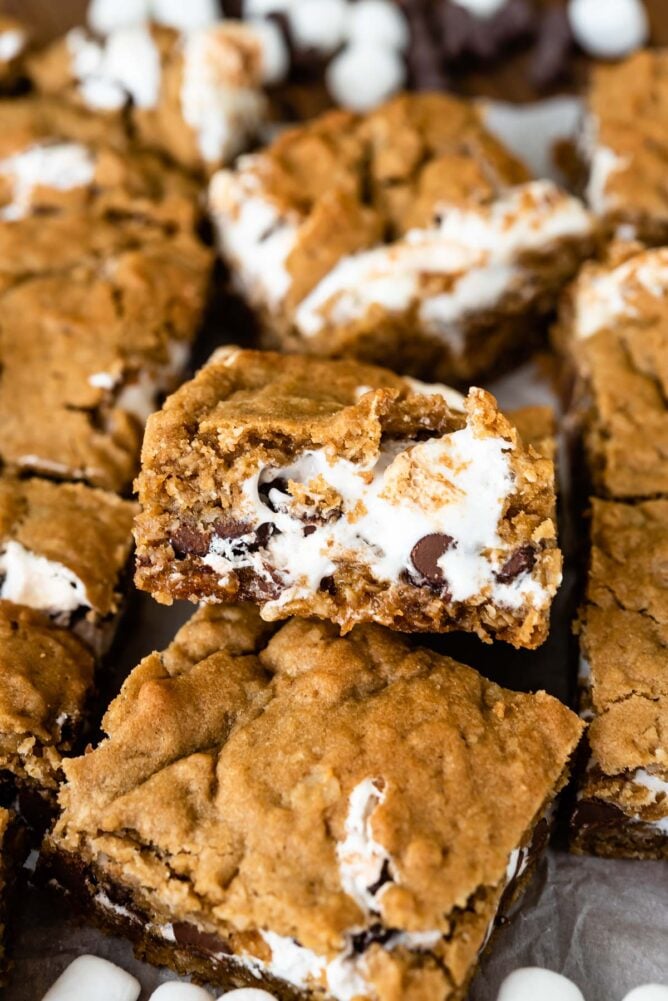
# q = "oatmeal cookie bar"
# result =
<box><xmin>134</xmin><ymin>348</ymin><xmax>561</xmax><ymax>648</ymax></box>
<box><xmin>583</xmin><ymin>50</ymin><xmax>668</xmax><ymax>243</ymax></box>
<box><xmin>209</xmin><ymin>94</ymin><xmax>593</xmax><ymax>383</ymax></box>
<box><xmin>554</xmin><ymin>242</ymin><xmax>668</xmax><ymax>500</ymax></box>
<box><xmin>571</xmin><ymin>499</ymin><xmax>668</xmax><ymax>859</ymax></box>
<box><xmin>0</xmin><ymin>239</ymin><xmax>212</xmax><ymax>493</ymax></box>
<box><xmin>43</xmin><ymin>604</ymin><xmax>583</xmax><ymax>1001</ymax></box>
<box><xmin>0</xmin><ymin>476</ymin><xmax>135</xmax><ymax>656</ymax></box>
<box><xmin>30</xmin><ymin>20</ymin><xmax>267</xmax><ymax>174</ymax></box>
<box><xmin>0</xmin><ymin>601</ymin><xmax>94</xmax><ymax>818</ymax></box>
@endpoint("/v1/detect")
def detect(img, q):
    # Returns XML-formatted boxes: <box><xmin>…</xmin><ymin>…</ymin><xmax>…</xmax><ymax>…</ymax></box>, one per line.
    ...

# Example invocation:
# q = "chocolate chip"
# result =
<box><xmin>172</xmin><ymin>921</ymin><xmax>231</xmax><ymax>957</ymax></box>
<box><xmin>495</xmin><ymin>545</ymin><xmax>536</xmax><ymax>584</ymax></box>
<box><xmin>259</xmin><ymin>477</ymin><xmax>290</xmax><ymax>513</ymax></box>
<box><xmin>303</xmin><ymin>524</ymin><xmax>317</xmax><ymax>537</ymax></box>
<box><xmin>350</xmin><ymin>923</ymin><xmax>396</xmax><ymax>954</ymax></box>
<box><xmin>410</xmin><ymin>533</ymin><xmax>455</xmax><ymax>585</ymax></box>
<box><xmin>320</xmin><ymin>575</ymin><xmax>336</xmax><ymax>595</ymax></box>
<box><xmin>254</xmin><ymin>522</ymin><xmax>274</xmax><ymax>549</ymax></box>
<box><xmin>367</xmin><ymin>859</ymin><xmax>393</xmax><ymax>897</ymax></box>
<box><xmin>571</xmin><ymin>799</ymin><xmax>627</xmax><ymax>833</ymax></box>
<box><xmin>170</xmin><ymin>525</ymin><xmax>211</xmax><ymax>558</ymax></box>
<box><xmin>213</xmin><ymin>517</ymin><xmax>253</xmax><ymax>540</ymax></box>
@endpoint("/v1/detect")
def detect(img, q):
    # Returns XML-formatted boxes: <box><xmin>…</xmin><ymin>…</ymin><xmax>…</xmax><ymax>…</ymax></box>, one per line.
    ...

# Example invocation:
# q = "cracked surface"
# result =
<box><xmin>572</xmin><ymin>499</ymin><xmax>668</xmax><ymax>859</ymax></box>
<box><xmin>209</xmin><ymin>93</ymin><xmax>593</xmax><ymax>383</ymax></box>
<box><xmin>556</xmin><ymin>243</ymin><xmax>668</xmax><ymax>500</ymax></box>
<box><xmin>585</xmin><ymin>52</ymin><xmax>668</xmax><ymax>243</ymax></box>
<box><xmin>134</xmin><ymin>348</ymin><xmax>561</xmax><ymax>647</ymax></box>
<box><xmin>0</xmin><ymin>599</ymin><xmax>94</xmax><ymax>803</ymax></box>
<box><xmin>47</xmin><ymin>603</ymin><xmax>582</xmax><ymax>1001</ymax></box>
<box><xmin>0</xmin><ymin>239</ymin><xmax>211</xmax><ymax>493</ymax></box>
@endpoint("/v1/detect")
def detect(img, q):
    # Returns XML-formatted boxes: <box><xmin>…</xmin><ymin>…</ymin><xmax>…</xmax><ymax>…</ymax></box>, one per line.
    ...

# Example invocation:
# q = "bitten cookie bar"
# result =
<box><xmin>555</xmin><ymin>242</ymin><xmax>668</xmax><ymax>500</ymax></box>
<box><xmin>0</xmin><ymin>601</ymin><xmax>94</xmax><ymax>817</ymax></box>
<box><xmin>0</xmin><ymin>239</ymin><xmax>211</xmax><ymax>493</ymax></box>
<box><xmin>30</xmin><ymin>20</ymin><xmax>267</xmax><ymax>174</ymax></box>
<box><xmin>209</xmin><ymin>94</ymin><xmax>593</xmax><ymax>383</ymax></box>
<box><xmin>43</xmin><ymin>605</ymin><xmax>583</xmax><ymax>1001</ymax></box>
<box><xmin>571</xmin><ymin>499</ymin><xmax>668</xmax><ymax>860</ymax></box>
<box><xmin>0</xmin><ymin>477</ymin><xmax>136</xmax><ymax>656</ymax></box>
<box><xmin>135</xmin><ymin>349</ymin><xmax>561</xmax><ymax>648</ymax></box>
<box><xmin>583</xmin><ymin>50</ymin><xmax>668</xmax><ymax>243</ymax></box>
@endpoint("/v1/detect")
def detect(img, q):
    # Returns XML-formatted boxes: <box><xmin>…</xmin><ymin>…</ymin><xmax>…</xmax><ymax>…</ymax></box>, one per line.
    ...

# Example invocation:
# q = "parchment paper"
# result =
<box><xmin>4</xmin><ymin>96</ymin><xmax>667</xmax><ymax>1001</ymax></box>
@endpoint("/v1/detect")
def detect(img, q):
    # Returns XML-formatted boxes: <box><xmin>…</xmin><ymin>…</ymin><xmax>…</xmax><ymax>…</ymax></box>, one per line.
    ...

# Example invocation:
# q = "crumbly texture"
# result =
<box><xmin>134</xmin><ymin>349</ymin><xmax>561</xmax><ymax>648</ymax></box>
<box><xmin>30</xmin><ymin>21</ymin><xmax>266</xmax><ymax>174</ymax></box>
<box><xmin>555</xmin><ymin>243</ymin><xmax>668</xmax><ymax>500</ymax></box>
<box><xmin>585</xmin><ymin>51</ymin><xmax>668</xmax><ymax>243</ymax></box>
<box><xmin>571</xmin><ymin>499</ymin><xmax>668</xmax><ymax>860</ymax></box>
<box><xmin>0</xmin><ymin>476</ymin><xmax>136</xmax><ymax>651</ymax></box>
<box><xmin>0</xmin><ymin>600</ymin><xmax>95</xmax><ymax>814</ymax></box>
<box><xmin>0</xmin><ymin>240</ymin><xmax>211</xmax><ymax>493</ymax></box>
<box><xmin>209</xmin><ymin>93</ymin><xmax>593</xmax><ymax>383</ymax></box>
<box><xmin>44</xmin><ymin>604</ymin><xmax>583</xmax><ymax>1001</ymax></box>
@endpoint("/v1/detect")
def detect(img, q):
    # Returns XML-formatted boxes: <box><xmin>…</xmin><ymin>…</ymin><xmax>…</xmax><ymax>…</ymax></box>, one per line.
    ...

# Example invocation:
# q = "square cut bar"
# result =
<box><xmin>134</xmin><ymin>348</ymin><xmax>562</xmax><ymax>648</ymax></box>
<box><xmin>209</xmin><ymin>93</ymin><xmax>594</xmax><ymax>384</ymax></box>
<box><xmin>0</xmin><ymin>476</ymin><xmax>136</xmax><ymax>656</ymax></box>
<box><xmin>583</xmin><ymin>51</ymin><xmax>668</xmax><ymax>244</ymax></box>
<box><xmin>571</xmin><ymin>499</ymin><xmax>668</xmax><ymax>859</ymax></box>
<box><xmin>554</xmin><ymin>242</ymin><xmax>668</xmax><ymax>500</ymax></box>
<box><xmin>43</xmin><ymin>604</ymin><xmax>583</xmax><ymax>1001</ymax></box>
<box><xmin>30</xmin><ymin>20</ymin><xmax>267</xmax><ymax>174</ymax></box>
<box><xmin>0</xmin><ymin>600</ymin><xmax>95</xmax><ymax>817</ymax></box>
<box><xmin>0</xmin><ymin>238</ymin><xmax>212</xmax><ymax>494</ymax></box>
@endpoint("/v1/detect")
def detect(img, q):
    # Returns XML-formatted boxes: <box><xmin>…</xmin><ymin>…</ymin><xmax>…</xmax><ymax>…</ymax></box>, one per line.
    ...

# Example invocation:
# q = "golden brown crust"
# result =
<box><xmin>49</xmin><ymin>604</ymin><xmax>583</xmax><ymax>1001</ymax></box>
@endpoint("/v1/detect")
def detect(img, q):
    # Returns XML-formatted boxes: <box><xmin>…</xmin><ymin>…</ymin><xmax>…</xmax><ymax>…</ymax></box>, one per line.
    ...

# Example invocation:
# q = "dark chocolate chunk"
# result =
<box><xmin>495</xmin><ymin>545</ymin><xmax>536</xmax><ymax>584</ymax></box>
<box><xmin>172</xmin><ymin>921</ymin><xmax>231</xmax><ymax>957</ymax></box>
<box><xmin>366</xmin><ymin>859</ymin><xmax>393</xmax><ymax>898</ymax></box>
<box><xmin>303</xmin><ymin>524</ymin><xmax>317</xmax><ymax>537</ymax></box>
<box><xmin>170</xmin><ymin>525</ymin><xmax>211</xmax><ymax>558</ymax></box>
<box><xmin>259</xmin><ymin>477</ymin><xmax>290</xmax><ymax>513</ymax></box>
<box><xmin>410</xmin><ymin>533</ymin><xmax>455</xmax><ymax>584</ymax></box>
<box><xmin>213</xmin><ymin>517</ymin><xmax>253</xmax><ymax>541</ymax></box>
<box><xmin>571</xmin><ymin>798</ymin><xmax>628</xmax><ymax>833</ymax></box>
<box><xmin>320</xmin><ymin>575</ymin><xmax>336</xmax><ymax>595</ymax></box>
<box><xmin>350</xmin><ymin>923</ymin><xmax>396</xmax><ymax>954</ymax></box>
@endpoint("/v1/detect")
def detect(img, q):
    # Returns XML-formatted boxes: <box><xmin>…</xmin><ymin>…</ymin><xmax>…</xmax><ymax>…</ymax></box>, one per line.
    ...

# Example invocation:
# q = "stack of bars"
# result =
<box><xmin>560</xmin><ymin>52</ymin><xmax>668</xmax><ymax>858</ymax></box>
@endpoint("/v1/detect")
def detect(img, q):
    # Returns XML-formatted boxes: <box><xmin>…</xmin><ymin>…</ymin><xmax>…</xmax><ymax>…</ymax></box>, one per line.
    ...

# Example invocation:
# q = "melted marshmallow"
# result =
<box><xmin>41</xmin><ymin>955</ymin><xmax>140</xmax><ymax>1001</ymax></box>
<box><xmin>571</xmin><ymin>248</ymin><xmax>668</xmax><ymax>339</ymax></box>
<box><xmin>0</xmin><ymin>541</ymin><xmax>90</xmax><ymax>616</ymax></box>
<box><xmin>0</xmin><ymin>142</ymin><xmax>95</xmax><ymax>221</ymax></box>
<box><xmin>337</xmin><ymin>779</ymin><xmax>392</xmax><ymax>914</ymax></box>
<box><xmin>67</xmin><ymin>24</ymin><xmax>161</xmax><ymax>110</ymax></box>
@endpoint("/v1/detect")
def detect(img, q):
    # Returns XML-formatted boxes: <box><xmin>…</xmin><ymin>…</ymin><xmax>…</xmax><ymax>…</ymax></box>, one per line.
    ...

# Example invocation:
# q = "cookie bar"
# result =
<box><xmin>134</xmin><ymin>348</ymin><xmax>561</xmax><ymax>648</ymax></box>
<box><xmin>209</xmin><ymin>94</ymin><xmax>593</xmax><ymax>383</ymax></box>
<box><xmin>0</xmin><ymin>600</ymin><xmax>95</xmax><ymax>817</ymax></box>
<box><xmin>554</xmin><ymin>243</ymin><xmax>668</xmax><ymax>500</ymax></box>
<box><xmin>570</xmin><ymin>499</ymin><xmax>668</xmax><ymax>860</ymax></box>
<box><xmin>42</xmin><ymin>604</ymin><xmax>583</xmax><ymax>1001</ymax></box>
<box><xmin>583</xmin><ymin>50</ymin><xmax>668</xmax><ymax>243</ymax></box>
<box><xmin>0</xmin><ymin>239</ymin><xmax>211</xmax><ymax>493</ymax></box>
<box><xmin>30</xmin><ymin>20</ymin><xmax>267</xmax><ymax>174</ymax></box>
<box><xmin>0</xmin><ymin>476</ymin><xmax>136</xmax><ymax>656</ymax></box>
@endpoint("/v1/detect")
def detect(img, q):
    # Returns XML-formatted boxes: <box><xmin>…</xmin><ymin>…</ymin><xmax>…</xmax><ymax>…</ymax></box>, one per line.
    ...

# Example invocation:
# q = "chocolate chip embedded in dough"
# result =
<box><xmin>367</xmin><ymin>859</ymin><xmax>393</xmax><ymax>897</ymax></box>
<box><xmin>213</xmin><ymin>517</ymin><xmax>253</xmax><ymax>540</ymax></box>
<box><xmin>170</xmin><ymin>525</ymin><xmax>211</xmax><ymax>558</ymax></box>
<box><xmin>495</xmin><ymin>545</ymin><xmax>536</xmax><ymax>583</ymax></box>
<box><xmin>350</xmin><ymin>923</ymin><xmax>396</xmax><ymax>954</ymax></box>
<box><xmin>570</xmin><ymin>798</ymin><xmax>628</xmax><ymax>833</ymax></box>
<box><xmin>259</xmin><ymin>477</ymin><xmax>290</xmax><ymax>513</ymax></box>
<box><xmin>410</xmin><ymin>533</ymin><xmax>455</xmax><ymax>584</ymax></box>
<box><xmin>171</xmin><ymin>921</ymin><xmax>231</xmax><ymax>957</ymax></box>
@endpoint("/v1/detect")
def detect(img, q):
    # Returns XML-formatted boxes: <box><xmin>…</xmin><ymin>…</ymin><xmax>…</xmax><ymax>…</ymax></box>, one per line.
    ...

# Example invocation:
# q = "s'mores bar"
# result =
<box><xmin>30</xmin><ymin>20</ymin><xmax>267</xmax><ymax>174</ymax></box>
<box><xmin>0</xmin><ymin>601</ymin><xmax>94</xmax><ymax>815</ymax></box>
<box><xmin>555</xmin><ymin>243</ymin><xmax>668</xmax><ymax>500</ymax></box>
<box><xmin>0</xmin><ymin>476</ymin><xmax>136</xmax><ymax>656</ymax></box>
<box><xmin>0</xmin><ymin>238</ymin><xmax>211</xmax><ymax>493</ymax></box>
<box><xmin>583</xmin><ymin>51</ymin><xmax>668</xmax><ymax>243</ymax></box>
<box><xmin>135</xmin><ymin>349</ymin><xmax>561</xmax><ymax>648</ymax></box>
<box><xmin>571</xmin><ymin>500</ymin><xmax>668</xmax><ymax>859</ymax></box>
<box><xmin>43</xmin><ymin>605</ymin><xmax>583</xmax><ymax>1001</ymax></box>
<box><xmin>209</xmin><ymin>94</ymin><xmax>593</xmax><ymax>383</ymax></box>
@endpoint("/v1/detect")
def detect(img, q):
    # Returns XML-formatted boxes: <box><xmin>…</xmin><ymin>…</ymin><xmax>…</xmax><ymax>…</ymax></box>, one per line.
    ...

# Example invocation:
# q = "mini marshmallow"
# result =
<box><xmin>497</xmin><ymin>968</ymin><xmax>585</xmax><ymax>1001</ymax></box>
<box><xmin>450</xmin><ymin>0</ymin><xmax>508</xmax><ymax>17</ymax></box>
<box><xmin>347</xmin><ymin>0</ymin><xmax>409</xmax><ymax>51</ymax></box>
<box><xmin>326</xmin><ymin>42</ymin><xmax>406</xmax><ymax>112</ymax></box>
<box><xmin>288</xmin><ymin>0</ymin><xmax>349</xmax><ymax>54</ymax></box>
<box><xmin>148</xmin><ymin>984</ymin><xmax>214</xmax><ymax>1000</ymax></box>
<box><xmin>622</xmin><ymin>988</ymin><xmax>668</xmax><ymax>1001</ymax></box>
<box><xmin>88</xmin><ymin>0</ymin><xmax>150</xmax><ymax>34</ymax></box>
<box><xmin>250</xmin><ymin>18</ymin><xmax>290</xmax><ymax>85</ymax></box>
<box><xmin>41</xmin><ymin>955</ymin><xmax>140</xmax><ymax>1001</ymax></box>
<box><xmin>568</xmin><ymin>0</ymin><xmax>648</xmax><ymax>59</ymax></box>
<box><xmin>217</xmin><ymin>992</ymin><xmax>279</xmax><ymax>1001</ymax></box>
<box><xmin>151</xmin><ymin>0</ymin><xmax>220</xmax><ymax>29</ymax></box>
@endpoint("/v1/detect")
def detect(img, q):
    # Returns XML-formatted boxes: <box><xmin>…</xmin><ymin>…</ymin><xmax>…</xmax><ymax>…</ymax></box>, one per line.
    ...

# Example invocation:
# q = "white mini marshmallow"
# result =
<box><xmin>150</xmin><ymin>0</ymin><xmax>220</xmax><ymax>29</ymax></box>
<box><xmin>623</xmin><ymin>988</ymin><xmax>668</xmax><ymax>1001</ymax></box>
<box><xmin>289</xmin><ymin>0</ymin><xmax>349</xmax><ymax>53</ymax></box>
<box><xmin>41</xmin><ymin>955</ymin><xmax>140</xmax><ymax>1001</ymax></box>
<box><xmin>243</xmin><ymin>0</ymin><xmax>291</xmax><ymax>14</ymax></box>
<box><xmin>250</xmin><ymin>18</ymin><xmax>290</xmax><ymax>85</ymax></box>
<box><xmin>148</xmin><ymin>984</ymin><xmax>214</xmax><ymax>1000</ymax></box>
<box><xmin>88</xmin><ymin>0</ymin><xmax>150</xmax><ymax>34</ymax></box>
<box><xmin>326</xmin><ymin>42</ymin><xmax>406</xmax><ymax>111</ymax></box>
<box><xmin>568</xmin><ymin>0</ymin><xmax>648</xmax><ymax>59</ymax></box>
<box><xmin>217</xmin><ymin>992</ymin><xmax>279</xmax><ymax>1001</ymax></box>
<box><xmin>497</xmin><ymin>968</ymin><xmax>585</xmax><ymax>1001</ymax></box>
<box><xmin>450</xmin><ymin>0</ymin><xmax>508</xmax><ymax>16</ymax></box>
<box><xmin>347</xmin><ymin>0</ymin><xmax>409</xmax><ymax>51</ymax></box>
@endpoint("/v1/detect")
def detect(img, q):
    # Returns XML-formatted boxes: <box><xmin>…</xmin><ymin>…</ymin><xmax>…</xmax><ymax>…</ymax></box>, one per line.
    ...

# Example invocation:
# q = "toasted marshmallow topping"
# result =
<box><xmin>0</xmin><ymin>540</ymin><xmax>90</xmax><ymax>616</ymax></box>
<box><xmin>0</xmin><ymin>142</ymin><xmax>95</xmax><ymax>221</ymax></box>
<box><xmin>89</xmin><ymin>339</ymin><xmax>191</xmax><ymax>424</ymax></box>
<box><xmin>67</xmin><ymin>24</ymin><xmax>161</xmax><ymax>110</ymax></box>
<box><xmin>571</xmin><ymin>247</ymin><xmax>668</xmax><ymax>339</ymax></box>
